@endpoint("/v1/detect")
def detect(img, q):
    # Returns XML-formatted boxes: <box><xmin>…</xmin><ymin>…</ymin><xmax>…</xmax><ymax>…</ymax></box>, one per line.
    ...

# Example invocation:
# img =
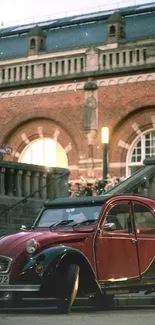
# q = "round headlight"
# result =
<box><xmin>26</xmin><ymin>239</ymin><xmax>38</xmax><ymax>254</ymax></box>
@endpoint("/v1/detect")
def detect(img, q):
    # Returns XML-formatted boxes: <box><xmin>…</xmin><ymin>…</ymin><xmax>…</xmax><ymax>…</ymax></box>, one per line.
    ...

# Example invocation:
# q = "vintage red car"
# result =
<box><xmin>0</xmin><ymin>194</ymin><xmax>155</xmax><ymax>313</ymax></box>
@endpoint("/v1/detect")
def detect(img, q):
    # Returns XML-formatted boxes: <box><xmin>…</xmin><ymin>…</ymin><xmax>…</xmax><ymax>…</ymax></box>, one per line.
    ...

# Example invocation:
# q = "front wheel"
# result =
<box><xmin>57</xmin><ymin>264</ymin><xmax>80</xmax><ymax>314</ymax></box>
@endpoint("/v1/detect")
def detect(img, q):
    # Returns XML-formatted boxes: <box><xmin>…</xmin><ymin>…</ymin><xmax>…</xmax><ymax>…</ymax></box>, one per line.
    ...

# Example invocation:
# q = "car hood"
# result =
<box><xmin>0</xmin><ymin>230</ymin><xmax>89</xmax><ymax>259</ymax></box>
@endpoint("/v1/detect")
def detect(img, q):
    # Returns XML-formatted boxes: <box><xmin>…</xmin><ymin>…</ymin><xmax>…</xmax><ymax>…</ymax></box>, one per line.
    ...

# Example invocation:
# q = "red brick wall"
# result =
<box><xmin>0</xmin><ymin>79</ymin><xmax>155</xmax><ymax>180</ymax></box>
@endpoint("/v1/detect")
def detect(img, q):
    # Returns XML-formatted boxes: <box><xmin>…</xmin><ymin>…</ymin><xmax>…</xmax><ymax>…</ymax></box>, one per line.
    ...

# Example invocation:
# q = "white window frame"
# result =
<box><xmin>126</xmin><ymin>128</ymin><xmax>155</xmax><ymax>177</ymax></box>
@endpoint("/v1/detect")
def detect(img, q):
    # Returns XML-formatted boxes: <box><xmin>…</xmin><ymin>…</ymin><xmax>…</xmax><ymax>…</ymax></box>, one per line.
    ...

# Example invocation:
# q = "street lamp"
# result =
<box><xmin>101</xmin><ymin>127</ymin><xmax>109</xmax><ymax>188</ymax></box>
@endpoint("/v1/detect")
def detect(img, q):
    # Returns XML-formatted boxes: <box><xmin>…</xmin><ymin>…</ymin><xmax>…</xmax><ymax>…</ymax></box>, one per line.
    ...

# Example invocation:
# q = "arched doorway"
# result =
<box><xmin>126</xmin><ymin>129</ymin><xmax>155</xmax><ymax>176</ymax></box>
<box><xmin>18</xmin><ymin>137</ymin><xmax>68</xmax><ymax>168</ymax></box>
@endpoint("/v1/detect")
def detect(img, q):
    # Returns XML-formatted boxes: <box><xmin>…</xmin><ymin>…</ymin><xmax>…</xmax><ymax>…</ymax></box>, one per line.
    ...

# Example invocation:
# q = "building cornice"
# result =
<box><xmin>0</xmin><ymin>72</ymin><xmax>155</xmax><ymax>98</ymax></box>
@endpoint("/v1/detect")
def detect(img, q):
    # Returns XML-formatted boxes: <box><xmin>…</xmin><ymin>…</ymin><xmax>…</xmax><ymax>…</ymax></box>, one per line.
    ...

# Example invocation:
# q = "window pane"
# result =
<box><xmin>105</xmin><ymin>203</ymin><xmax>132</xmax><ymax>232</ymax></box>
<box><xmin>19</xmin><ymin>138</ymin><xmax>68</xmax><ymax>168</ymax></box>
<box><xmin>134</xmin><ymin>203</ymin><xmax>155</xmax><ymax>235</ymax></box>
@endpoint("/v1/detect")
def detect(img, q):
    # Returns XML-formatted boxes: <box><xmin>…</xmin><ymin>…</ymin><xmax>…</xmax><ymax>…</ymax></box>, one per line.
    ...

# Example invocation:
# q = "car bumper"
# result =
<box><xmin>0</xmin><ymin>285</ymin><xmax>40</xmax><ymax>292</ymax></box>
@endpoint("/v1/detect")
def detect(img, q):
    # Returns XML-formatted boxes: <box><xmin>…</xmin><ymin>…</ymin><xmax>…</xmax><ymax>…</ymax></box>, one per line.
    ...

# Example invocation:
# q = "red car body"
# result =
<box><xmin>0</xmin><ymin>194</ymin><xmax>155</xmax><ymax>312</ymax></box>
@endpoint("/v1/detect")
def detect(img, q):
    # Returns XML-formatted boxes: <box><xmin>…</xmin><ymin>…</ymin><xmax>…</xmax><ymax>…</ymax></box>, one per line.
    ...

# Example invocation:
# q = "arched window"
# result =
<box><xmin>109</xmin><ymin>25</ymin><xmax>116</xmax><ymax>37</ymax></box>
<box><xmin>30</xmin><ymin>38</ymin><xmax>36</xmax><ymax>49</ymax></box>
<box><xmin>18</xmin><ymin>138</ymin><xmax>68</xmax><ymax>168</ymax></box>
<box><xmin>126</xmin><ymin>129</ymin><xmax>155</xmax><ymax>176</ymax></box>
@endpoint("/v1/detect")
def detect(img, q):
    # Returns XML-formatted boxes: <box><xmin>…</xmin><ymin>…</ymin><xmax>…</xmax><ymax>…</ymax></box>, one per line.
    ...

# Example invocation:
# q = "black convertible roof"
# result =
<box><xmin>44</xmin><ymin>195</ymin><xmax>112</xmax><ymax>207</ymax></box>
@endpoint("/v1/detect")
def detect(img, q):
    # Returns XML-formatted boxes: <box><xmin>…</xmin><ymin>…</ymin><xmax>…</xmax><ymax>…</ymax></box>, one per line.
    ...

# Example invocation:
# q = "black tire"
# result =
<box><xmin>57</xmin><ymin>264</ymin><xmax>80</xmax><ymax>314</ymax></box>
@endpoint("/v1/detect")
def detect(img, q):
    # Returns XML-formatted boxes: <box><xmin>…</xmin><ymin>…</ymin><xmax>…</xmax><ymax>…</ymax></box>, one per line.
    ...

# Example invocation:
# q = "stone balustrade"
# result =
<box><xmin>0</xmin><ymin>45</ymin><xmax>154</xmax><ymax>85</ymax></box>
<box><xmin>0</xmin><ymin>161</ymin><xmax>69</xmax><ymax>236</ymax></box>
<box><xmin>0</xmin><ymin>161</ymin><xmax>69</xmax><ymax>199</ymax></box>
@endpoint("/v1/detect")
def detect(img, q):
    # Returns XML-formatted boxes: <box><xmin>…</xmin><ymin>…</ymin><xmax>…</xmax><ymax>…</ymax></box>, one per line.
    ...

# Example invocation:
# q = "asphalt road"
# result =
<box><xmin>0</xmin><ymin>297</ymin><xmax>155</xmax><ymax>325</ymax></box>
<box><xmin>0</xmin><ymin>306</ymin><xmax>155</xmax><ymax>325</ymax></box>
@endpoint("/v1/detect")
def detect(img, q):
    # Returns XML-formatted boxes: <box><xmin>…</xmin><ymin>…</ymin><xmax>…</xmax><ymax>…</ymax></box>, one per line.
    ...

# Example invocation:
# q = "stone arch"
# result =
<box><xmin>108</xmin><ymin>79</ymin><xmax>116</xmax><ymax>85</ymax></box>
<box><xmin>109</xmin><ymin>107</ymin><xmax>155</xmax><ymax>177</ymax></box>
<box><xmin>58</xmin><ymin>86</ymin><xmax>65</xmax><ymax>92</ymax></box>
<box><xmin>67</xmin><ymin>85</ymin><xmax>74</xmax><ymax>91</ymax></box>
<box><xmin>19</xmin><ymin>137</ymin><xmax>68</xmax><ymax>168</ymax></box>
<box><xmin>2</xmin><ymin>115</ymin><xmax>80</xmax><ymax>168</ymax></box>
<box><xmin>127</xmin><ymin>77</ymin><xmax>134</xmax><ymax>83</ymax></box>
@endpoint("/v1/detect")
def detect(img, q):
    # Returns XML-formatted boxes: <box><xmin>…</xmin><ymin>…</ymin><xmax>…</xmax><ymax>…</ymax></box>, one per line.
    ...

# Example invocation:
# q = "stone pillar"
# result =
<box><xmin>87</xmin><ymin>131</ymin><xmax>96</xmax><ymax>177</ymax></box>
<box><xmin>52</xmin><ymin>61</ymin><xmax>56</xmax><ymax>77</ymax></box>
<box><xmin>16</xmin><ymin>66</ymin><xmax>20</xmax><ymax>81</ymax></box>
<box><xmin>70</xmin><ymin>59</ymin><xmax>74</xmax><ymax>74</ymax></box>
<box><xmin>31</xmin><ymin>172</ymin><xmax>40</xmax><ymax>198</ymax></box>
<box><xmin>77</xmin><ymin>58</ymin><xmax>81</xmax><ymax>73</ymax></box>
<box><xmin>64</xmin><ymin>59</ymin><xmax>68</xmax><ymax>75</ymax></box>
<box><xmin>23</xmin><ymin>171</ymin><xmax>31</xmax><ymax>196</ymax></box>
<box><xmin>125</xmin><ymin>50</ymin><xmax>130</xmax><ymax>67</ymax></box>
<box><xmin>39</xmin><ymin>172</ymin><xmax>48</xmax><ymax>199</ymax></box>
<box><xmin>86</xmin><ymin>47</ymin><xmax>99</xmax><ymax>72</ymax></box>
<box><xmin>47</xmin><ymin>174</ymin><xmax>55</xmax><ymax>199</ymax></box>
<box><xmin>0</xmin><ymin>167</ymin><xmax>6</xmax><ymax>195</ymax></box>
<box><xmin>7</xmin><ymin>169</ymin><xmax>14</xmax><ymax>196</ymax></box>
<box><xmin>15</xmin><ymin>170</ymin><xmax>23</xmax><ymax>197</ymax></box>
<box><xmin>84</xmin><ymin>81</ymin><xmax>98</xmax><ymax>178</ymax></box>
<box><xmin>36</xmin><ymin>63</ymin><xmax>43</xmax><ymax>78</ymax></box>
<box><xmin>84</xmin><ymin>81</ymin><xmax>98</xmax><ymax>133</ymax></box>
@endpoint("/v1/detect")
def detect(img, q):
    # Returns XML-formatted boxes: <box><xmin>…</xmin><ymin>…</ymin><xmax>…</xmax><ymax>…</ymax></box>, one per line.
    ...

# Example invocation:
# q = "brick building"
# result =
<box><xmin>1</xmin><ymin>2</ymin><xmax>155</xmax><ymax>183</ymax></box>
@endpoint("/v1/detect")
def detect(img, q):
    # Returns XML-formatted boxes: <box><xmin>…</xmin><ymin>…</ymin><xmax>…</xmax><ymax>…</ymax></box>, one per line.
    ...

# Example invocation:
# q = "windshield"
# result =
<box><xmin>36</xmin><ymin>205</ymin><xmax>103</xmax><ymax>228</ymax></box>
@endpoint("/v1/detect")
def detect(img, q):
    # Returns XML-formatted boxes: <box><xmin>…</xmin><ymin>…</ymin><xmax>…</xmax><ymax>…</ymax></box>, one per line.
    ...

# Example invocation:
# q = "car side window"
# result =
<box><xmin>105</xmin><ymin>203</ymin><xmax>132</xmax><ymax>233</ymax></box>
<box><xmin>133</xmin><ymin>203</ymin><xmax>155</xmax><ymax>235</ymax></box>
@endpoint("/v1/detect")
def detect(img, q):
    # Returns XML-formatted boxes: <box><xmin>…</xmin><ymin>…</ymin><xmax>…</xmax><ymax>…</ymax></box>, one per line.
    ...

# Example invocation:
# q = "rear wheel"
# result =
<box><xmin>57</xmin><ymin>264</ymin><xmax>80</xmax><ymax>314</ymax></box>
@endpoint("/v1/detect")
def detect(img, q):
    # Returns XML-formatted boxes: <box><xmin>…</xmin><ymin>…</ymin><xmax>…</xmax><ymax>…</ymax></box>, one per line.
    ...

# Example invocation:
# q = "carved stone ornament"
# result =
<box><xmin>84</xmin><ymin>91</ymin><xmax>97</xmax><ymax>132</ymax></box>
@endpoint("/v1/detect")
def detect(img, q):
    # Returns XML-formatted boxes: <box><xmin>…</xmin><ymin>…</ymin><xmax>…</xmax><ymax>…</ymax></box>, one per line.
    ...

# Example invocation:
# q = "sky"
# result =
<box><xmin>0</xmin><ymin>0</ymin><xmax>154</xmax><ymax>27</ymax></box>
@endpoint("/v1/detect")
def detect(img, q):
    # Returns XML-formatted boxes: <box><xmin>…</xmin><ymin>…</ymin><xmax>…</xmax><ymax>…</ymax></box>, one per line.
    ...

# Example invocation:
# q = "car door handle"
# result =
<box><xmin>131</xmin><ymin>238</ymin><xmax>137</xmax><ymax>244</ymax></box>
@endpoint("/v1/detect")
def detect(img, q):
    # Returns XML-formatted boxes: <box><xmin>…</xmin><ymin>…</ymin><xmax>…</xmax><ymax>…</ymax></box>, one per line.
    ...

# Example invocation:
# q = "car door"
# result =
<box><xmin>95</xmin><ymin>200</ymin><xmax>140</xmax><ymax>282</ymax></box>
<box><xmin>132</xmin><ymin>200</ymin><xmax>155</xmax><ymax>282</ymax></box>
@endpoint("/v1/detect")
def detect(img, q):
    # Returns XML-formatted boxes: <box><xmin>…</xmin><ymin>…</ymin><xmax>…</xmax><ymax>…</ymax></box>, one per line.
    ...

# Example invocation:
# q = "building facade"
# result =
<box><xmin>1</xmin><ymin>3</ymin><xmax>155</xmax><ymax>183</ymax></box>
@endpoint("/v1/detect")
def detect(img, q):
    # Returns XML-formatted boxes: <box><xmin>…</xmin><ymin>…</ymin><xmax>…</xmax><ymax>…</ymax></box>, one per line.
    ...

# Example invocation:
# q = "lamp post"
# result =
<box><xmin>101</xmin><ymin>127</ymin><xmax>109</xmax><ymax>188</ymax></box>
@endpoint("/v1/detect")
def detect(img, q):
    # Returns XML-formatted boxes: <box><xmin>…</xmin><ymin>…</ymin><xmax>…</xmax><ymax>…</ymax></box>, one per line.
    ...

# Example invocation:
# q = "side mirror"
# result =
<box><xmin>20</xmin><ymin>225</ymin><xmax>27</xmax><ymax>232</ymax></box>
<box><xmin>102</xmin><ymin>222</ymin><xmax>116</xmax><ymax>231</ymax></box>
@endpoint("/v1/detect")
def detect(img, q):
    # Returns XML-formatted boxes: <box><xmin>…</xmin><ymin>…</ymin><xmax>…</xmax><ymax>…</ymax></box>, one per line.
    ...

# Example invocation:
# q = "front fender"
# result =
<box><xmin>22</xmin><ymin>245</ymin><xmax>93</xmax><ymax>275</ymax></box>
<box><xmin>20</xmin><ymin>246</ymin><xmax>101</xmax><ymax>295</ymax></box>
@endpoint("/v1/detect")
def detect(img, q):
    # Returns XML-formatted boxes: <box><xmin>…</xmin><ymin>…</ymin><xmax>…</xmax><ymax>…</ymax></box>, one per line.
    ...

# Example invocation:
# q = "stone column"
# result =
<box><xmin>35</xmin><ymin>63</ymin><xmax>43</xmax><ymax>78</ymax></box>
<box><xmin>0</xmin><ymin>167</ymin><xmax>6</xmax><ymax>195</ymax></box>
<box><xmin>39</xmin><ymin>172</ymin><xmax>48</xmax><ymax>199</ymax></box>
<box><xmin>7</xmin><ymin>168</ymin><xmax>14</xmax><ymax>196</ymax></box>
<box><xmin>52</xmin><ymin>61</ymin><xmax>56</xmax><ymax>77</ymax></box>
<box><xmin>15</xmin><ymin>170</ymin><xmax>23</xmax><ymax>197</ymax></box>
<box><xmin>84</xmin><ymin>81</ymin><xmax>98</xmax><ymax>133</ymax></box>
<box><xmin>77</xmin><ymin>58</ymin><xmax>81</xmax><ymax>73</ymax></box>
<box><xmin>125</xmin><ymin>50</ymin><xmax>130</xmax><ymax>67</ymax></box>
<box><xmin>84</xmin><ymin>81</ymin><xmax>98</xmax><ymax>178</ymax></box>
<box><xmin>31</xmin><ymin>172</ymin><xmax>40</xmax><ymax>198</ymax></box>
<box><xmin>87</xmin><ymin>131</ymin><xmax>96</xmax><ymax>177</ymax></box>
<box><xmin>23</xmin><ymin>171</ymin><xmax>31</xmax><ymax>196</ymax></box>
<box><xmin>86</xmin><ymin>47</ymin><xmax>99</xmax><ymax>72</ymax></box>
<box><xmin>47</xmin><ymin>174</ymin><xmax>55</xmax><ymax>199</ymax></box>
<box><xmin>70</xmin><ymin>59</ymin><xmax>74</xmax><ymax>74</ymax></box>
<box><xmin>64</xmin><ymin>59</ymin><xmax>68</xmax><ymax>75</ymax></box>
